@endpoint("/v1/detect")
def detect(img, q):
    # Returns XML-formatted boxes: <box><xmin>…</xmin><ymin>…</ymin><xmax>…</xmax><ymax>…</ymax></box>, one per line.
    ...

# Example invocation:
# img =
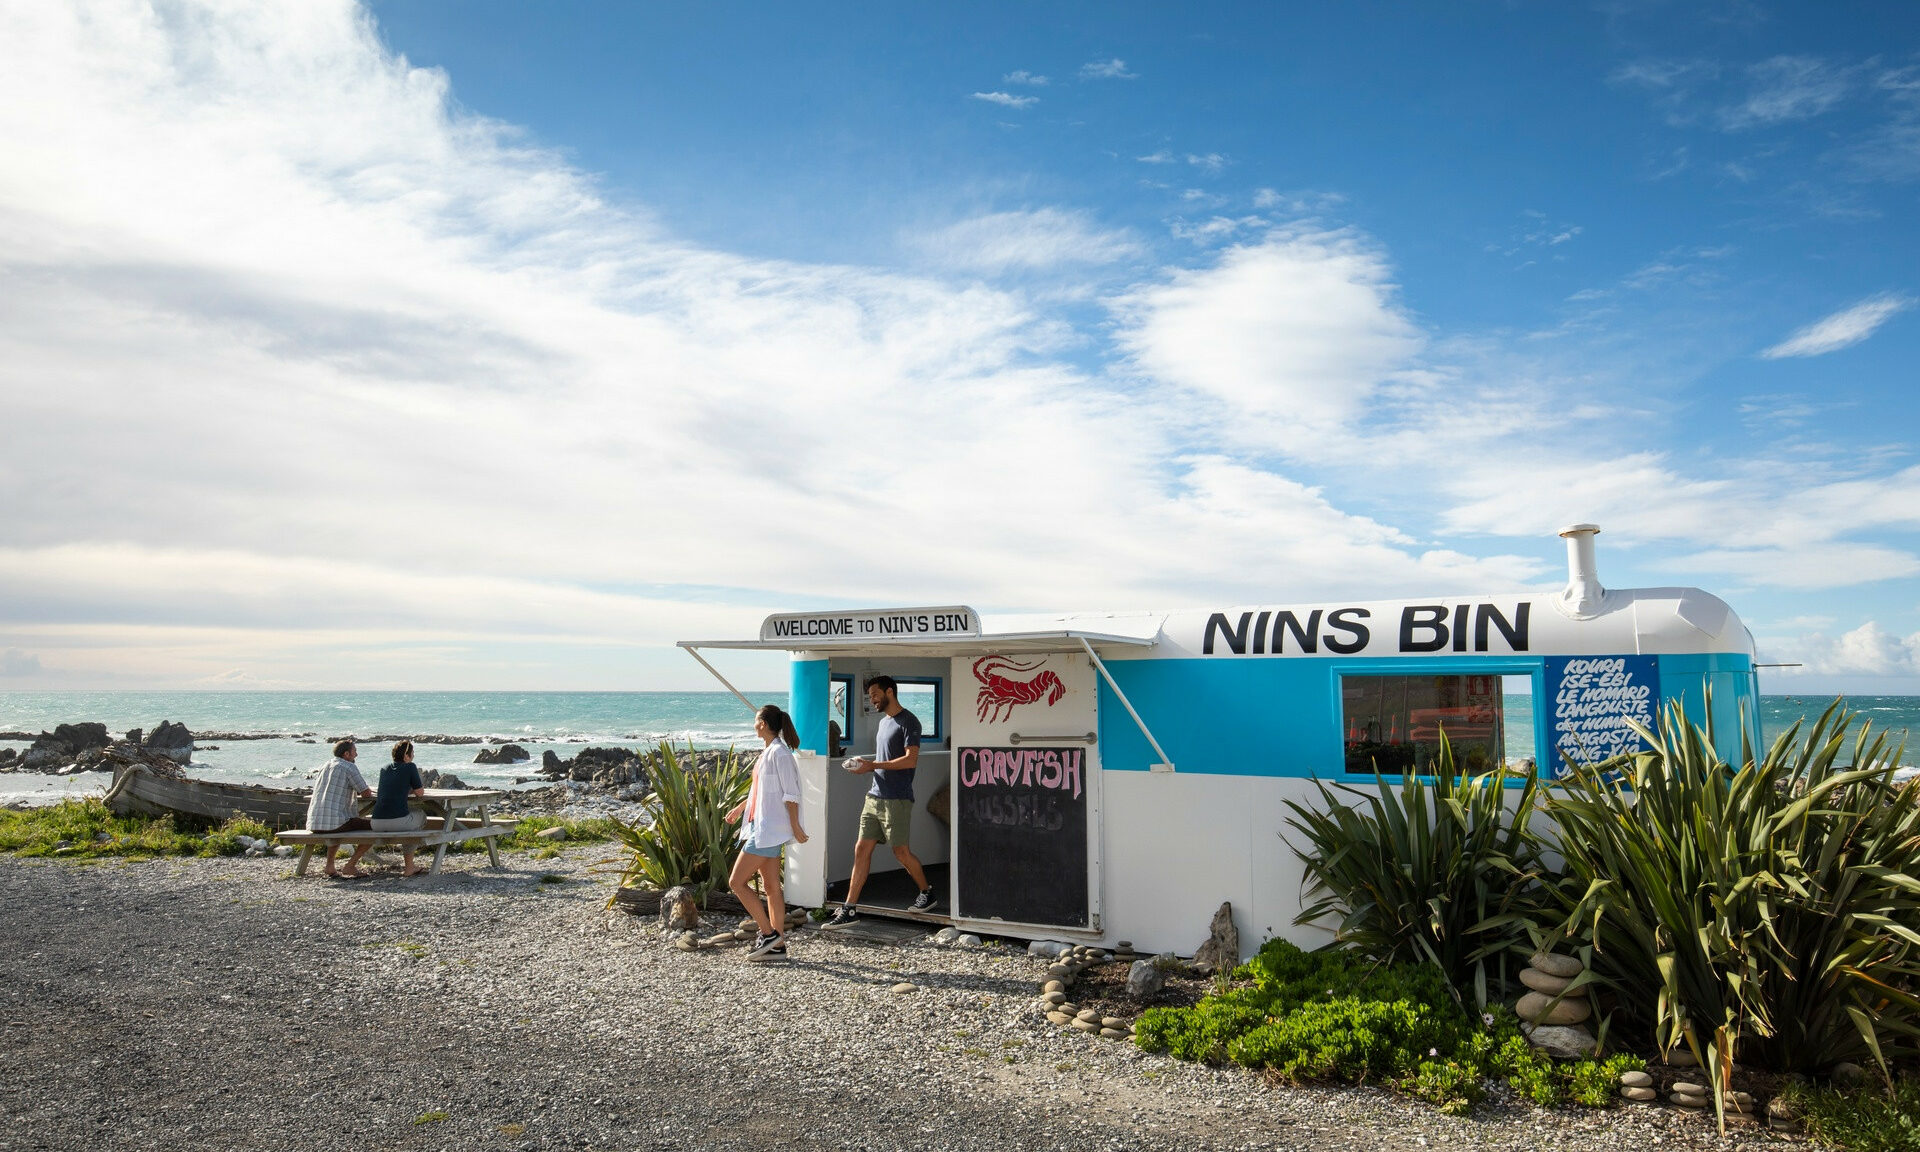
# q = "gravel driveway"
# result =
<box><xmin>0</xmin><ymin>850</ymin><xmax>1799</xmax><ymax>1151</ymax></box>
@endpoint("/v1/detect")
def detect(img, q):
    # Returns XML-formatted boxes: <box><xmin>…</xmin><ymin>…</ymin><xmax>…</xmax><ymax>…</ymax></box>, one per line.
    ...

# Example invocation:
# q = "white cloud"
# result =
<box><xmin>1136</xmin><ymin>150</ymin><xmax>1175</xmax><ymax>164</ymax></box>
<box><xmin>1770</xmin><ymin>621</ymin><xmax>1920</xmax><ymax>676</ymax></box>
<box><xmin>0</xmin><ymin>648</ymin><xmax>41</xmax><ymax>676</ymax></box>
<box><xmin>1187</xmin><ymin>153</ymin><xmax>1227</xmax><ymax>172</ymax></box>
<box><xmin>970</xmin><ymin>90</ymin><xmax>1037</xmax><ymax>109</ymax></box>
<box><xmin>909</xmin><ymin>208</ymin><xmax>1144</xmax><ymax>273</ymax></box>
<box><xmin>1762</xmin><ymin>293</ymin><xmax>1912</xmax><ymax>358</ymax></box>
<box><xmin>1110</xmin><ymin>228</ymin><xmax>1424</xmax><ymax>451</ymax></box>
<box><xmin>1003</xmin><ymin>70</ymin><xmax>1048</xmax><ymax>86</ymax></box>
<box><xmin>0</xmin><ymin>1</ymin><xmax>1551</xmax><ymax>686</ymax></box>
<box><xmin>1079</xmin><ymin>58</ymin><xmax>1136</xmax><ymax>80</ymax></box>
<box><xmin>1720</xmin><ymin>55</ymin><xmax>1853</xmax><ymax>129</ymax></box>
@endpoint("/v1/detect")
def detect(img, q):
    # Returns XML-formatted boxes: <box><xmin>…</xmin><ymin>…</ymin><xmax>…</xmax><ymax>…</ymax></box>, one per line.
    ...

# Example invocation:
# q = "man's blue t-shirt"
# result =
<box><xmin>868</xmin><ymin>709</ymin><xmax>922</xmax><ymax>800</ymax></box>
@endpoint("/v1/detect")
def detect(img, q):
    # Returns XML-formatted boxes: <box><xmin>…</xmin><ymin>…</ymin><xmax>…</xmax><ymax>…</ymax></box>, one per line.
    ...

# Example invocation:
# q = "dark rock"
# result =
<box><xmin>421</xmin><ymin>769</ymin><xmax>470</xmax><ymax>790</ymax></box>
<box><xmin>142</xmin><ymin>721</ymin><xmax>193</xmax><ymax>764</ymax></box>
<box><xmin>124</xmin><ymin>728</ymin><xmax>142</xmax><ymax>745</ymax></box>
<box><xmin>1126</xmin><ymin>960</ymin><xmax>1165</xmax><ymax>998</ymax></box>
<box><xmin>23</xmin><ymin>723</ymin><xmax>111</xmax><ymax>771</ymax></box>
<box><xmin>472</xmin><ymin>743</ymin><xmax>530</xmax><ymax>765</ymax></box>
<box><xmin>659</xmin><ymin>886</ymin><xmax>699</xmax><ymax>933</ymax></box>
<box><xmin>541</xmin><ymin>750</ymin><xmax>566</xmax><ymax>776</ymax></box>
<box><xmin>1190</xmin><ymin>901</ymin><xmax>1239</xmax><ymax>975</ymax></box>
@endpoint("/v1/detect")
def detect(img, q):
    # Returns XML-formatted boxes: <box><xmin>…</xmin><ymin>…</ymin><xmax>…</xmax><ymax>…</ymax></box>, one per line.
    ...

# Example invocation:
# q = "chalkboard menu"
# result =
<box><xmin>1545</xmin><ymin>655</ymin><xmax>1660</xmax><ymax>774</ymax></box>
<box><xmin>955</xmin><ymin>745</ymin><xmax>1088</xmax><ymax>928</ymax></box>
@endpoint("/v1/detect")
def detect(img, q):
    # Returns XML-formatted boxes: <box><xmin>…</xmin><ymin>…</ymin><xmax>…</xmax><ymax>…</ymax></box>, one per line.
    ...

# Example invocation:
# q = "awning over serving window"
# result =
<box><xmin>677</xmin><ymin>609</ymin><xmax>1165</xmax><ymax>658</ymax></box>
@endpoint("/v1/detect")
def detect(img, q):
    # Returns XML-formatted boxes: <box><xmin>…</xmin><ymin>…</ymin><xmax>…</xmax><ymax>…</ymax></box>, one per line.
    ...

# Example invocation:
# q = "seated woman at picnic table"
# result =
<box><xmin>305</xmin><ymin>739</ymin><xmax>374</xmax><ymax>879</ymax></box>
<box><xmin>725</xmin><ymin>704</ymin><xmax>808</xmax><ymax>962</ymax></box>
<box><xmin>371</xmin><ymin>739</ymin><xmax>428</xmax><ymax>878</ymax></box>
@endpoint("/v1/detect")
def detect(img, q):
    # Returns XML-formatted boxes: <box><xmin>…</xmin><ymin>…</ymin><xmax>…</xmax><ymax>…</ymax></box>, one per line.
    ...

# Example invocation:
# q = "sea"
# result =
<box><xmin>1</xmin><ymin>691</ymin><xmax>1915</xmax><ymax>806</ymax></box>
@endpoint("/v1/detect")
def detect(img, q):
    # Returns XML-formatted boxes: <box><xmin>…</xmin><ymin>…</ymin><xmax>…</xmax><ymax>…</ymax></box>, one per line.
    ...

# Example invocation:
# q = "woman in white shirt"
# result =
<box><xmin>726</xmin><ymin>703</ymin><xmax>809</xmax><ymax>961</ymax></box>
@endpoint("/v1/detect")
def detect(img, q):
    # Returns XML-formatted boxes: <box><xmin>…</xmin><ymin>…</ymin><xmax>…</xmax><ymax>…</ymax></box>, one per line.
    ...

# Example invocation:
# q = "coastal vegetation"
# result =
<box><xmin>1139</xmin><ymin>700</ymin><xmax>1920</xmax><ymax>1136</ymax></box>
<box><xmin>605</xmin><ymin>741</ymin><xmax>751</xmax><ymax>902</ymax></box>
<box><xmin>0</xmin><ymin>797</ymin><xmax>270</xmax><ymax>858</ymax></box>
<box><xmin>0</xmin><ymin>797</ymin><xmax>618</xmax><ymax>860</ymax></box>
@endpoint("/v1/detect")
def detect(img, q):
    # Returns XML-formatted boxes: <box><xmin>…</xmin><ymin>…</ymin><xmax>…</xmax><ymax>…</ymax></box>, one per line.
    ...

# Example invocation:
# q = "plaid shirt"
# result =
<box><xmin>305</xmin><ymin>757</ymin><xmax>369</xmax><ymax>831</ymax></box>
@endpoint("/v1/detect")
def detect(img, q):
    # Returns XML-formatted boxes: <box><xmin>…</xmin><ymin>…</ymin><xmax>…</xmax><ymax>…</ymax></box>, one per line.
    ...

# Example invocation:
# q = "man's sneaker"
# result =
<box><xmin>825</xmin><ymin>904</ymin><xmax>859</xmax><ymax>927</ymax></box>
<box><xmin>911</xmin><ymin>887</ymin><xmax>939</xmax><ymax>913</ymax></box>
<box><xmin>746</xmin><ymin>932</ymin><xmax>785</xmax><ymax>961</ymax></box>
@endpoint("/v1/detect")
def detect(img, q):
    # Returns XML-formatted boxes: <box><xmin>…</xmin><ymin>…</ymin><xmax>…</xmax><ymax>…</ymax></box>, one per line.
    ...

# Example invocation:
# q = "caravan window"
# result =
<box><xmin>830</xmin><ymin>675</ymin><xmax>854</xmax><ymax>753</ymax></box>
<box><xmin>892</xmin><ymin>678</ymin><xmax>944</xmax><ymax>743</ymax></box>
<box><xmin>1340</xmin><ymin>674</ymin><xmax>1508</xmax><ymax>776</ymax></box>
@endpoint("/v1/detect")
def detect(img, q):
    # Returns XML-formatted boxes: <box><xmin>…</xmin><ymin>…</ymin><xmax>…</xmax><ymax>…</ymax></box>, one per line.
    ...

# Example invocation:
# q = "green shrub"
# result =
<box><xmin>1406</xmin><ymin>1058</ymin><xmax>1486</xmax><ymax>1116</ymax></box>
<box><xmin>1540</xmin><ymin>699</ymin><xmax>1920</xmax><ymax>1090</ymax></box>
<box><xmin>1283</xmin><ymin>739</ymin><xmax>1545</xmax><ymax>1007</ymax></box>
<box><xmin>605</xmin><ymin>742</ymin><xmax>750</xmax><ymax>903</ymax></box>
<box><xmin>1781</xmin><ymin>1078</ymin><xmax>1920</xmax><ymax>1152</ymax></box>
<box><xmin>1137</xmin><ymin>939</ymin><xmax>1649</xmax><ymax>1116</ymax></box>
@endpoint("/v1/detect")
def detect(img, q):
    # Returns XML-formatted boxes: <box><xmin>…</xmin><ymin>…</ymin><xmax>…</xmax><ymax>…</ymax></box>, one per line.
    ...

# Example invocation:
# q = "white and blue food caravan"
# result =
<box><xmin>678</xmin><ymin>525</ymin><xmax>1761</xmax><ymax>960</ymax></box>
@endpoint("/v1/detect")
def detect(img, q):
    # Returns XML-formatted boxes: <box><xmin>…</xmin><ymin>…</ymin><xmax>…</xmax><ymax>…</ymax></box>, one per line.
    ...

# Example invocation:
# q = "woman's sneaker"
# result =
<box><xmin>746</xmin><ymin>932</ymin><xmax>786</xmax><ymax>961</ymax></box>
<box><xmin>911</xmin><ymin>887</ymin><xmax>939</xmax><ymax>913</ymax></box>
<box><xmin>825</xmin><ymin>904</ymin><xmax>860</xmax><ymax>927</ymax></box>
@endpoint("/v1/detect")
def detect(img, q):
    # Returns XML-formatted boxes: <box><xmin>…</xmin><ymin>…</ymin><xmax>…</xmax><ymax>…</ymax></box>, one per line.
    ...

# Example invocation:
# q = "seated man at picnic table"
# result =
<box><xmin>305</xmin><ymin>739</ymin><xmax>375</xmax><ymax>879</ymax></box>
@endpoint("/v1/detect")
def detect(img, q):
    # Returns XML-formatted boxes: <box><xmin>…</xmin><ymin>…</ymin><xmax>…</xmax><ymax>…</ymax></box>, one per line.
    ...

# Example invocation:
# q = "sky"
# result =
<box><xmin>1</xmin><ymin>0</ymin><xmax>1918</xmax><ymax>692</ymax></box>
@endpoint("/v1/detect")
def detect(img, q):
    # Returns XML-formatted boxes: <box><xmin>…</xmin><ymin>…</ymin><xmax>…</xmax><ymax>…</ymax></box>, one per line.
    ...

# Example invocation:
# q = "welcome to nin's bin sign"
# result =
<box><xmin>760</xmin><ymin>606</ymin><xmax>980</xmax><ymax>643</ymax></box>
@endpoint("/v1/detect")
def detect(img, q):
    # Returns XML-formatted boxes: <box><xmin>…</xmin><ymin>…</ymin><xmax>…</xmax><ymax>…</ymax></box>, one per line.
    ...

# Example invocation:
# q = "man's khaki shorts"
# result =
<box><xmin>858</xmin><ymin>797</ymin><xmax>914</xmax><ymax>844</ymax></box>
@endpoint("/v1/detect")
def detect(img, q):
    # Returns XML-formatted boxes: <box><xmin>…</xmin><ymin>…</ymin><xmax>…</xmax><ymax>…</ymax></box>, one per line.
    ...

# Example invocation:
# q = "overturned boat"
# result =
<box><xmin>103</xmin><ymin>756</ymin><xmax>310</xmax><ymax>829</ymax></box>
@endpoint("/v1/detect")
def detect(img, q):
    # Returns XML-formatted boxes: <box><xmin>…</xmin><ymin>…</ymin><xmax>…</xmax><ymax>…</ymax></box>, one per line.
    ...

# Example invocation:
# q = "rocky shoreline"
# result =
<box><xmin>0</xmin><ymin>849</ymin><xmax>1796</xmax><ymax>1152</ymax></box>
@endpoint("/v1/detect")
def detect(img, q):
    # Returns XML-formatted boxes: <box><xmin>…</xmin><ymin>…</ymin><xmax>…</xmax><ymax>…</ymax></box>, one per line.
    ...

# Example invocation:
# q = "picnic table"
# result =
<box><xmin>275</xmin><ymin>787</ymin><xmax>515</xmax><ymax>876</ymax></box>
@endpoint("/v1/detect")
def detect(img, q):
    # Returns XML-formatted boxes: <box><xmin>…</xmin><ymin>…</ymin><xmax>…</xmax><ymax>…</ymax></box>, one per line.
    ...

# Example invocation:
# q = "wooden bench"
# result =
<box><xmin>277</xmin><ymin>811</ymin><xmax>517</xmax><ymax>876</ymax></box>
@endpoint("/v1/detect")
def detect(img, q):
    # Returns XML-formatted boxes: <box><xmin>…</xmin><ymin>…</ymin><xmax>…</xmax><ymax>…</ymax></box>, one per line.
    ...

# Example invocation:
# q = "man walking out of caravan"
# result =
<box><xmin>828</xmin><ymin>676</ymin><xmax>936</xmax><ymax>922</ymax></box>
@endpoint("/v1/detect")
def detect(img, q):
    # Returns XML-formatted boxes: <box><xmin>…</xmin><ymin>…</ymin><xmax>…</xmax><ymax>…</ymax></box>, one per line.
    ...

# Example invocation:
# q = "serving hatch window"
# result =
<box><xmin>1340</xmin><ymin>674</ymin><xmax>1519</xmax><ymax>776</ymax></box>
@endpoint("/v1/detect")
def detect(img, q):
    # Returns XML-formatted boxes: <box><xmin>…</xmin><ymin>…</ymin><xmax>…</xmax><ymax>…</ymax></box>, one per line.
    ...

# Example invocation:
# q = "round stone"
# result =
<box><xmin>738</xmin><ymin>918</ymin><xmax>758</xmax><ymax>932</ymax></box>
<box><xmin>1515</xmin><ymin>991</ymin><xmax>1591</xmax><ymax>1025</ymax></box>
<box><xmin>891</xmin><ymin>982</ymin><xmax>918</xmax><ymax>994</ymax></box>
<box><xmin>957</xmin><ymin>934</ymin><xmax>982</xmax><ymax>948</ymax></box>
<box><xmin>1046</xmin><ymin>1011</ymin><xmax>1072</xmax><ymax>1025</ymax></box>
<box><xmin>1671</xmin><ymin>1081</ymin><xmax>1708</xmax><ymax>1097</ymax></box>
<box><xmin>1529</xmin><ymin>952</ymin><xmax>1584</xmax><ymax>979</ymax></box>
<box><xmin>1621</xmin><ymin>1086</ymin><xmax>1657</xmax><ymax>1102</ymax></box>
<box><xmin>1619</xmin><ymin>1070</ymin><xmax>1653</xmax><ymax>1088</ymax></box>
<box><xmin>1099</xmin><ymin>1027</ymin><xmax>1127</xmax><ymax>1039</ymax></box>
<box><xmin>1665</xmin><ymin>1051</ymin><xmax>1699</xmax><ymax>1067</ymax></box>
<box><xmin>1042</xmin><ymin>991</ymin><xmax>1067</xmax><ymax>1006</ymax></box>
<box><xmin>1519</xmin><ymin>967</ymin><xmax>1581</xmax><ymax>996</ymax></box>
<box><xmin>1042</xmin><ymin>980</ymin><xmax>1065</xmax><ymax>994</ymax></box>
<box><xmin>1671</xmin><ymin>1092</ymin><xmax>1708</xmax><ymax>1109</ymax></box>
<box><xmin>1046</xmin><ymin>965</ymin><xmax>1071</xmax><ymax>981</ymax></box>
<box><xmin>1100</xmin><ymin>1016</ymin><xmax>1126</xmax><ymax>1030</ymax></box>
<box><xmin>1075</xmin><ymin>1008</ymin><xmax>1100</xmax><ymax>1022</ymax></box>
<box><xmin>732</xmin><ymin>928</ymin><xmax>752</xmax><ymax>941</ymax></box>
<box><xmin>1071</xmin><ymin>1018</ymin><xmax>1099</xmax><ymax>1033</ymax></box>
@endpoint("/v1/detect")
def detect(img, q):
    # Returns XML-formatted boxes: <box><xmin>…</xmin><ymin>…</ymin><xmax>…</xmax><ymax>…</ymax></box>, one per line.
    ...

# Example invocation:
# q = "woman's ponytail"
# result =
<box><xmin>758</xmin><ymin>703</ymin><xmax>800</xmax><ymax>750</ymax></box>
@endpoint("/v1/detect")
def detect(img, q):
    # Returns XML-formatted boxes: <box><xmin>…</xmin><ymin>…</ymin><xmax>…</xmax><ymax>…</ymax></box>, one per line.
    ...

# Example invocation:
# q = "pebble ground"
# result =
<box><xmin>0</xmin><ymin>849</ymin><xmax>1805</xmax><ymax>1151</ymax></box>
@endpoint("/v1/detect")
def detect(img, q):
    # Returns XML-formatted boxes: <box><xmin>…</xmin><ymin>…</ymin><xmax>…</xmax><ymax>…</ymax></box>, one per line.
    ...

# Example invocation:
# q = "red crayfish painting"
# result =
<box><xmin>971</xmin><ymin>656</ymin><xmax>1066</xmax><ymax>723</ymax></box>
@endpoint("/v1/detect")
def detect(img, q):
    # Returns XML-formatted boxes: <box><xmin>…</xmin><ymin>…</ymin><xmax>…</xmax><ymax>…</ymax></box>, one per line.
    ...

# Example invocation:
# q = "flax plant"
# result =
<box><xmin>606</xmin><ymin>742</ymin><xmax>751</xmax><ymax>902</ymax></box>
<box><xmin>1542</xmin><ymin>699</ymin><xmax>1920</xmax><ymax>1131</ymax></box>
<box><xmin>1284</xmin><ymin>737</ymin><xmax>1547</xmax><ymax>1009</ymax></box>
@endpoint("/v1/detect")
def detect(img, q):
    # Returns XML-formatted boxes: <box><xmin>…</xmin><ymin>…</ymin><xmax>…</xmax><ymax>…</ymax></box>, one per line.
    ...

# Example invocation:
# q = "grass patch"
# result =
<box><xmin>448</xmin><ymin>815</ymin><xmax>620</xmax><ymax>854</ymax></box>
<box><xmin>0</xmin><ymin>799</ymin><xmax>271</xmax><ymax>859</ymax></box>
<box><xmin>1782</xmin><ymin>1079</ymin><xmax>1920</xmax><ymax>1152</ymax></box>
<box><xmin>412</xmin><ymin>1111</ymin><xmax>450</xmax><ymax>1126</ymax></box>
<box><xmin>537</xmin><ymin>873</ymin><xmax>567</xmax><ymax>885</ymax></box>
